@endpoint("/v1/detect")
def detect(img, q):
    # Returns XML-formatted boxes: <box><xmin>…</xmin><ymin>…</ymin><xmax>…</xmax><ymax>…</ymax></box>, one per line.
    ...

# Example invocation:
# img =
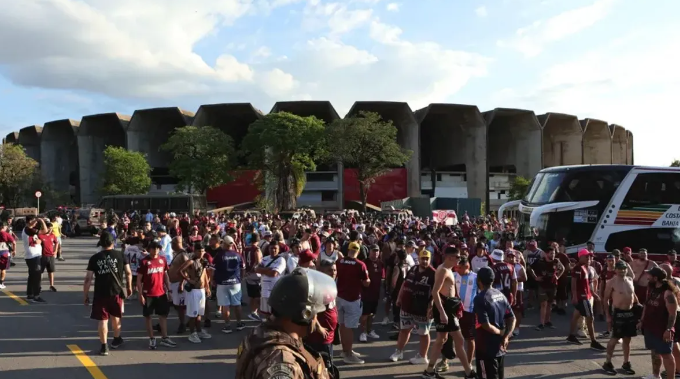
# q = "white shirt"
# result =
<box><xmin>23</xmin><ymin>232</ymin><xmax>42</xmax><ymax>259</ymax></box>
<box><xmin>471</xmin><ymin>255</ymin><xmax>489</xmax><ymax>273</ymax></box>
<box><xmin>261</xmin><ymin>255</ymin><xmax>287</xmax><ymax>298</ymax></box>
<box><xmin>286</xmin><ymin>254</ymin><xmax>299</xmax><ymax>274</ymax></box>
<box><xmin>124</xmin><ymin>245</ymin><xmax>147</xmax><ymax>275</ymax></box>
<box><xmin>514</xmin><ymin>263</ymin><xmax>526</xmax><ymax>292</ymax></box>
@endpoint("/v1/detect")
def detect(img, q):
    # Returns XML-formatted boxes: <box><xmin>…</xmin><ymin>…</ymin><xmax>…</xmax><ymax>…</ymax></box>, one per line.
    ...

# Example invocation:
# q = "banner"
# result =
<box><xmin>432</xmin><ymin>210</ymin><xmax>458</xmax><ymax>226</ymax></box>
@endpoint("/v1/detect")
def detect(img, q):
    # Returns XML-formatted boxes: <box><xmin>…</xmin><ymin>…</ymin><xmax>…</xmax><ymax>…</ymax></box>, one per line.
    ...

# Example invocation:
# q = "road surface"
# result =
<box><xmin>0</xmin><ymin>237</ymin><xmax>663</xmax><ymax>378</ymax></box>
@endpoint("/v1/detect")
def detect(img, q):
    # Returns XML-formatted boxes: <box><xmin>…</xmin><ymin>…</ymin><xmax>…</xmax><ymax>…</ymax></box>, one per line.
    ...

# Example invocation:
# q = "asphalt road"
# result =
<box><xmin>0</xmin><ymin>237</ymin><xmax>665</xmax><ymax>378</ymax></box>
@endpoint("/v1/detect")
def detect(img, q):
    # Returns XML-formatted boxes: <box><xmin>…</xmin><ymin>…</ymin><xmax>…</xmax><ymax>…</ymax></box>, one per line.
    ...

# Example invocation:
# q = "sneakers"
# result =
<box><xmin>545</xmin><ymin>322</ymin><xmax>555</xmax><ymax>329</ymax></box>
<box><xmin>464</xmin><ymin>370</ymin><xmax>477</xmax><ymax>378</ymax></box>
<box><xmin>566</xmin><ymin>335</ymin><xmax>583</xmax><ymax>345</ymax></box>
<box><xmin>602</xmin><ymin>361</ymin><xmax>615</xmax><ymax>375</ymax></box>
<box><xmin>535</xmin><ymin>324</ymin><xmax>544</xmax><ymax>331</ymax></box>
<box><xmin>590</xmin><ymin>341</ymin><xmax>606</xmax><ymax>351</ymax></box>
<box><xmin>0</xmin><ymin>283</ymin><xmax>6</xmax><ymax>289</ymax></box>
<box><xmin>188</xmin><ymin>333</ymin><xmax>202</xmax><ymax>344</ymax></box>
<box><xmin>367</xmin><ymin>330</ymin><xmax>380</xmax><ymax>339</ymax></box>
<box><xmin>577</xmin><ymin>329</ymin><xmax>588</xmax><ymax>338</ymax></box>
<box><xmin>160</xmin><ymin>337</ymin><xmax>177</xmax><ymax>348</ymax></box>
<box><xmin>50</xmin><ymin>286</ymin><xmax>57</xmax><ymax>292</ymax></box>
<box><xmin>421</xmin><ymin>370</ymin><xmax>445</xmax><ymax>379</ymax></box>
<box><xmin>434</xmin><ymin>359</ymin><xmax>449</xmax><ymax>373</ymax></box>
<box><xmin>57</xmin><ymin>257</ymin><xmax>66</xmax><ymax>261</ymax></box>
<box><xmin>598</xmin><ymin>331</ymin><xmax>611</xmax><ymax>338</ymax></box>
<box><xmin>33</xmin><ymin>297</ymin><xmax>46</xmax><ymax>303</ymax></box>
<box><xmin>236</xmin><ymin>322</ymin><xmax>246</xmax><ymax>331</ymax></box>
<box><xmin>409</xmin><ymin>354</ymin><xmax>429</xmax><ymax>365</ymax></box>
<box><xmin>620</xmin><ymin>361</ymin><xmax>634</xmax><ymax>375</ymax></box>
<box><xmin>343</xmin><ymin>351</ymin><xmax>365</xmax><ymax>364</ymax></box>
<box><xmin>389</xmin><ymin>349</ymin><xmax>403</xmax><ymax>362</ymax></box>
<box><xmin>381</xmin><ymin>316</ymin><xmax>390</xmax><ymax>325</ymax></box>
<box><xmin>100</xmin><ymin>344</ymin><xmax>109</xmax><ymax>356</ymax></box>
<box><xmin>359</xmin><ymin>333</ymin><xmax>368</xmax><ymax>342</ymax></box>
<box><xmin>149</xmin><ymin>338</ymin><xmax>157</xmax><ymax>350</ymax></box>
<box><xmin>248</xmin><ymin>312</ymin><xmax>262</xmax><ymax>322</ymax></box>
<box><xmin>110</xmin><ymin>337</ymin><xmax>124</xmax><ymax>349</ymax></box>
<box><xmin>215</xmin><ymin>311</ymin><xmax>222</xmax><ymax>319</ymax></box>
<box><xmin>512</xmin><ymin>329</ymin><xmax>520</xmax><ymax>337</ymax></box>
<box><xmin>198</xmin><ymin>330</ymin><xmax>211</xmax><ymax>339</ymax></box>
<box><xmin>222</xmin><ymin>324</ymin><xmax>232</xmax><ymax>334</ymax></box>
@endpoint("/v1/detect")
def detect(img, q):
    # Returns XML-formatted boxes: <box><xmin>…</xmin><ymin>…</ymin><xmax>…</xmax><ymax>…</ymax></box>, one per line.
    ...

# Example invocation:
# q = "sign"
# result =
<box><xmin>573</xmin><ymin>209</ymin><xmax>597</xmax><ymax>223</ymax></box>
<box><xmin>34</xmin><ymin>191</ymin><xmax>42</xmax><ymax>198</ymax></box>
<box><xmin>432</xmin><ymin>210</ymin><xmax>458</xmax><ymax>226</ymax></box>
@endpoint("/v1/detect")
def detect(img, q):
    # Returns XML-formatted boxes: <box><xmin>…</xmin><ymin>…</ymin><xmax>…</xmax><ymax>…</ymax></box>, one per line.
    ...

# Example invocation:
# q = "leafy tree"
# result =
<box><xmin>100</xmin><ymin>146</ymin><xmax>152</xmax><ymax>195</ymax></box>
<box><xmin>326</xmin><ymin>111</ymin><xmax>412</xmax><ymax>212</ymax></box>
<box><xmin>161</xmin><ymin>126</ymin><xmax>236</xmax><ymax>194</ymax></box>
<box><xmin>671</xmin><ymin>160</ymin><xmax>680</xmax><ymax>167</ymax></box>
<box><xmin>0</xmin><ymin>143</ymin><xmax>39</xmax><ymax>207</ymax></box>
<box><xmin>241</xmin><ymin>112</ymin><xmax>327</xmax><ymax>211</ymax></box>
<box><xmin>509</xmin><ymin>175</ymin><xmax>531</xmax><ymax>200</ymax></box>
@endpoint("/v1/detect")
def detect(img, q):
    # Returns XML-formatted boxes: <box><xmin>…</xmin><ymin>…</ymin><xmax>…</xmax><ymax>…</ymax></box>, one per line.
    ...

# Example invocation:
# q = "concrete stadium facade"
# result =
<box><xmin>3</xmin><ymin>101</ymin><xmax>635</xmax><ymax>210</ymax></box>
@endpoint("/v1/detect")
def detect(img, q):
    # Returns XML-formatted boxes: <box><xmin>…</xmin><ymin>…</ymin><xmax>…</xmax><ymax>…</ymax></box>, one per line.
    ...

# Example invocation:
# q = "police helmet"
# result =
<box><xmin>268</xmin><ymin>268</ymin><xmax>337</xmax><ymax>326</ymax></box>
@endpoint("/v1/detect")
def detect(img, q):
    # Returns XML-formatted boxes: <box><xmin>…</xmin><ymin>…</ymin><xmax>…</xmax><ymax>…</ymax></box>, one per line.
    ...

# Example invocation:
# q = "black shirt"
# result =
<box><xmin>87</xmin><ymin>249</ymin><xmax>128</xmax><ymax>298</ymax></box>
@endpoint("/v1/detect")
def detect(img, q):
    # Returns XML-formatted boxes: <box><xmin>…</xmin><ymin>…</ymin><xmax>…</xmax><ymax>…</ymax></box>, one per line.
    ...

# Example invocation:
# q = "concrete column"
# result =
<box><xmin>18</xmin><ymin>125</ymin><xmax>43</xmax><ymax>164</ymax></box>
<box><xmin>127</xmin><ymin>108</ymin><xmax>194</xmax><ymax>170</ymax></box>
<box><xmin>415</xmin><ymin>104</ymin><xmax>487</xmax><ymax>201</ymax></box>
<box><xmin>580</xmin><ymin>119</ymin><xmax>612</xmax><ymax>164</ymax></box>
<box><xmin>485</xmin><ymin>108</ymin><xmax>542</xmax><ymax>179</ymax></box>
<box><xmin>347</xmin><ymin>102</ymin><xmax>421</xmax><ymax>198</ymax></box>
<box><xmin>538</xmin><ymin>113</ymin><xmax>583</xmax><ymax>167</ymax></box>
<box><xmin>626</xmin><ymin>130</ymin><xmax>634</xmax><ymax>165</ymax></box>
<box><xmin>4</xmin><ymin>132</ymin><xmax>18</xmax><ymax>144</ymax></box>
<box><xmin>192</xmin><ymin>103</ymin><xmax>263</xmax><ymax>162</ymax></box>
<box><xmin>610</xmin><ymin>124</ymin><xmax>627</xmax><ymax>164</ymax></box>
<box><xmin>41</xmin><ymin>119</ymin><xmax>80</xmax><ymax>203</ymax></box>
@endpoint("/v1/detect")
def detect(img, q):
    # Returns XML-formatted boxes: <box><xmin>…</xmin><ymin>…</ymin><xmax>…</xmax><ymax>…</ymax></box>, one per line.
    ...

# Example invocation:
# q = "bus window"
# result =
<box><xmin>622</xmin><ymin>173</ymin><xmax>680</xmax><ymax>208</ymax></box>
<box><xmin>525</xmin><ymin>173</ymin><xmax>564</xmax><ymax>204</ymax></box>
<box><xmin>605</xmin><ymin>228</ymin><xmax>680</xmax><ymax>254</ymax></box>
<box><xmin>556</xmin><ymin>171</ymin><xmax>623</xmax><ymax>203</ymax></box>
<box><xmin>170</xmin><ymin>197</ymin><xmax>189</xmax><ymax>211</ymax></box>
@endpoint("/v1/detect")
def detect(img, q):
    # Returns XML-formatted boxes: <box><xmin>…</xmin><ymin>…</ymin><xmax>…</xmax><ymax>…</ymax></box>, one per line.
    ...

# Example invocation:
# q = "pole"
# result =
<box><xmin>37</xmin><ymin>197</ymin><xmax>40</xmax><ymax>212</ymax></box>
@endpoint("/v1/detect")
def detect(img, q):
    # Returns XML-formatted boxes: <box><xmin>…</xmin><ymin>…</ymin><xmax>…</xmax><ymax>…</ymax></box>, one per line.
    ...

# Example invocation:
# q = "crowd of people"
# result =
<box><xmin>5</xmin><ymin>208</ymin><xmax>680</xmax><ymax>379</ymax></box>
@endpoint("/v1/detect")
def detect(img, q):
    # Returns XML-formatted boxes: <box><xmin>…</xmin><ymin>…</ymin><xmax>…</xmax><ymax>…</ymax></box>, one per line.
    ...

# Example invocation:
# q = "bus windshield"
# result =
<box><xmin>524</xmin><ymin>172</ymin><xmax>566</xmax><ymax>204</ymax></box>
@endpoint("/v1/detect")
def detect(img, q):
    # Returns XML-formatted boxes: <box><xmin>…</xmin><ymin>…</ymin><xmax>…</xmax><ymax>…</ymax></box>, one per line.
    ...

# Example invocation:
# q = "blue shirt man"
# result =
<box><xmin>213</xmin><ymin>246</ymin><xmax>244</xmax><ymax>286</ymax></box>
<box><xmin>473</xmin><ymin>267</ymin><xmax>516</xmax><ymax>379</ymax></box>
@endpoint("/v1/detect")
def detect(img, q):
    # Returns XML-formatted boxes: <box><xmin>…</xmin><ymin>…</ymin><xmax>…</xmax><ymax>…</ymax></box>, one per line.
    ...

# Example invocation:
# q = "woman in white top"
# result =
<box><xmin>511</xmin><ymin>251</ymin><xmax>527</xmax><ymax>337</ymax></box>
<box><xmin>318</xmin><ymin>237</ymin><xmax>343</xmax><ymax>267</ymax></box>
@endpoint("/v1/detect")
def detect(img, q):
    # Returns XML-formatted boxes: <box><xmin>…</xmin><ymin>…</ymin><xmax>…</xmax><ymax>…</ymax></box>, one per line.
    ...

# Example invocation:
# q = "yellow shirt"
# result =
<box><xmin>52</xmin><ymin>224</ymin><xmax>62</xmax><ymax>238</ymax></box>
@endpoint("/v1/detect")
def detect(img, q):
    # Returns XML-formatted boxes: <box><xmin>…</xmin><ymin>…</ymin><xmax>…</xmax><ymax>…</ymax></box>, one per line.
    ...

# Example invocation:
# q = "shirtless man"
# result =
<box><xmin>168</xmin><ymin>239</ymin><xmax>191</xmax><ymax>334</ymax></box>
<box><xmin>631</xmin><ymin>248</ymin><xmax>658</xmax><ymax>304</ymax></box>
<box><xmin>661</xmin><ymin>264</ymin><xmax>680</xmax><ymax>378</ymax></box>
<box><xmin>423</xmin><ymin>246</ymin><xmax>476</xmax><ymax>379</ymax></box>
<box><xmin>602</xmin><ymin>260</ymin><xmax>638</xmax><ymax>375</ymax></box>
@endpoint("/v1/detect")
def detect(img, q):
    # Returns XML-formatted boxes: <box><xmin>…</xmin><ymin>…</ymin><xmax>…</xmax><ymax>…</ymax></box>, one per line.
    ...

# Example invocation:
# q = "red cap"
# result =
<box><xmin>623</xmin><ymin>247</ymin><xmax>632</xmax><ymax>253</ymax></box>
<box><xmin>299</xmin><ymin>249</ymin><xmax>316</xmax><ymax>264</ymax></box>
<box><xmin>577</xmin><ymin>249</ymin><xmax>592</xmax><ymax>258</ymax></box>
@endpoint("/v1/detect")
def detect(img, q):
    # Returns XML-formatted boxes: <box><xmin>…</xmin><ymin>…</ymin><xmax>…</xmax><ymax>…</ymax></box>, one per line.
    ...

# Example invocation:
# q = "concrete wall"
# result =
<box><xmin>415</xmin><ymin>103</ymin><xmax>487</xmax><ymax>201</ymax></box>
<box><xmin>626</xmin><ymin>130</ymin><xmax>634</xmax><ymax>165</ymax></box>
<box><xmin>18</xmin><ymin>125</ymin><xmax>43</xmax><ymax>163</ymax></box>
<box><xmin>581</xmin><ymin>118</ymin><xmax>612</xmax><ymax>164</ymax></box>
<box><xmin>78</xmin><ymin>113</ymin><xmax>130</xmax><ymax>205</ymax></box>
<box><xmin>538</xmin><ymin>113</ymin><xmax>583</xmax><ymax>168</ymax></box>
<box><xmin>192</xmin><ymin>103</ymin><xmax>263</xmax><ymax>153</ymax></box>
<box><xmin>346</xmin><ymin>101</ymin><xmax>421</xmax><ymax>197</ymax></box>
<box><xmin>4</xmin><ymin>132</ymin><xmax>18</xmax><ymax>144</ymax></box>
<box><xmin>610</xmin><ymin>124</ymin><xmax>627</xmax><ymax>164</ymax></box>
<box><xmin>484</xmin><ymin>108</ymin><xmax>542</xmax><ymax>178</ymax></box>
<box><xmin>126</xmin><ymin>108</ymin><xmax>194</xmax><ymax>169</ymax></box>
<box><xmin>41</xmin><ymin>119</ymin><xmax>80</xmax><ymax>202</ymax></box>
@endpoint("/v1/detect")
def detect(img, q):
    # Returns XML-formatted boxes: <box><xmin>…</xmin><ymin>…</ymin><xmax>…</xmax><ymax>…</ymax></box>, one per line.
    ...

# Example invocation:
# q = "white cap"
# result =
<box><xmin>491</xmin><ymin>249</ymin><xmax>504</xmax><ymax>262</ymax></box>
<box><xmin>263</xmin><ymin>231</ymin><xmax>272</xmax><ymax>237</ymax></box>
<box><xmin>223</xmin><ymin>235</ymin><xmax>234</xmax><ymax>245</ymax></box>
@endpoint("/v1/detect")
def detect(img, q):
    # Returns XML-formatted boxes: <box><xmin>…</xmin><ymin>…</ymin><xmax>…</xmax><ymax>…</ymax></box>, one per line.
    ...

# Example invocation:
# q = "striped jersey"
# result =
<box><xmin>454</xmin><ymin>271</ymin><xmax>479</xmax><ymax>313</ymax></box>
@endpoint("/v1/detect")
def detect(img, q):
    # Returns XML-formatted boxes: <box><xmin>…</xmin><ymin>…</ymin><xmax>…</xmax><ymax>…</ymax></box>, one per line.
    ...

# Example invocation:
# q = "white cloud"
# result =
<box><xmin>498</xmin><ymin>0</ymin><xmax>616</xmax><ymax>57</ymax></box>
<box><xmin>386</xmin><ymin>3</ymin><xmax>399</xmax><ymax>12</ymax></box>
<box><xmin>475</xmin><ymin>6</ymin><xmax>487</xmax><ymax>17</ymax></box>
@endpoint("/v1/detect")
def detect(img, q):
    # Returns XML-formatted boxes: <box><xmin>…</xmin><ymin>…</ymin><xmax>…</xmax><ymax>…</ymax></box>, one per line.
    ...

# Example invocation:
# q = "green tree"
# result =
<box><xmin>100</xmin><ymin>146</ymin><xmax>152</xmax><ymax>195</ymax></box>
<box><xmin>671</xmin><ymin>160</ymin><xmax>680</xmax><ymax>167</ymax></box>
<box><xmin>161</xmin><ymin>126</ymin><xmax>236</xmax><ymax>194</ymax></box>
<box><xmin>0</xmin><ymin>143</ymin><xmax>39</xmax><ymax>207</ymax></box>
<box><xmin>326</xmin><ymin>111</ymin><xmax>412</xmax><ymax>212</ymax></box>
<box><xmin>509</xmin><ymin>175</ymin><xmax>531</xmax><ymax>200</ymax></box>
<box><xmin>241</xmin><ymin>112</ymin><xmax>327</xmax><ymax>211</ymax></box>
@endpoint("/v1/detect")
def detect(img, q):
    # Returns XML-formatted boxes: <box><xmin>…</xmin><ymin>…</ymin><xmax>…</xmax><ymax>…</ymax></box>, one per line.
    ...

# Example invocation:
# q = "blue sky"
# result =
<box><xmin>0</xmin><ymin>0</ymin><xmax>678</xmax><ymax>165</ymax></box>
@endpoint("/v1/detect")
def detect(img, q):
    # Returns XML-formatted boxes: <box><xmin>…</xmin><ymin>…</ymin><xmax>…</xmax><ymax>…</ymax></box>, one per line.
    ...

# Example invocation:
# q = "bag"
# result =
<box><xmin>104</xmin><ymin>252</ymin><xmax>126</xmax><ymax>297</ymax></box>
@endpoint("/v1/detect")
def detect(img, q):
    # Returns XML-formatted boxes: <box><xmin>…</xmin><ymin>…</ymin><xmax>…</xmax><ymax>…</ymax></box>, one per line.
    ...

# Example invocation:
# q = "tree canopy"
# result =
<box><xmin>326</xmin><ymin>111</ymin><xmax>412</xmax><ymax>211</ymax></box>
<box><xmin>100</xmin><ymin>146</ymin><xmax>152</xmax><ymax>196</ymax></box>
<box><xmin>240</xmin><ymin>112</ymin><xmax>327</xmax><ymax>211</ymax></box>
<box><xmin>671</xmin><ymin>160</ymin><xmax>680</xmax><ymax>167</ymax></box>
<box><xmin>509</xmin><ymin>175</ymin><xmax>531</xmax><ymax>201</ymax></box>
<box><xmin>161</xmin><ymin>126</ymin><xmax>236</xmax><ymax>194</ymax></box>
<box><xmin>0</xmin><ymin>143</ymin><xmax>39</xmax><ymax>207</ymax></box>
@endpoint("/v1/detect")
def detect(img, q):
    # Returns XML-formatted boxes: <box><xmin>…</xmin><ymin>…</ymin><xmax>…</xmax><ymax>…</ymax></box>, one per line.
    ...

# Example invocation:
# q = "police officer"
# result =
<box><xmin>236</xmin><ymin>267</ymin><xmax>338</xmax><ymax>379</ymax></box>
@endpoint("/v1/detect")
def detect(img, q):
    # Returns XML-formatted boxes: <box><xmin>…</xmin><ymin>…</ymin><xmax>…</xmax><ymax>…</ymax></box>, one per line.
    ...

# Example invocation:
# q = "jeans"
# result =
<box><xmin>25</xmin><ymin>257</ymin><xmax>42</xmax><ymax>297</ymax></box>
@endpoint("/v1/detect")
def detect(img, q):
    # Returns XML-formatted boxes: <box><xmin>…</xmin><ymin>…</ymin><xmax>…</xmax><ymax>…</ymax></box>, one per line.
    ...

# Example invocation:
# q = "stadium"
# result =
<box><xmin>2</xmin><ymin>101</ymin><xmax>633</xmax><ymax>211</ymax></box>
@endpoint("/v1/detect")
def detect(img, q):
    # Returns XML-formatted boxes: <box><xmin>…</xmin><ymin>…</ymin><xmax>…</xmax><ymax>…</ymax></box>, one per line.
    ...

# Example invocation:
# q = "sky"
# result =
<box><xmin>0</xmin><ymin>0</ymin><xmax>678</xmax><ymax>166</ymax></box>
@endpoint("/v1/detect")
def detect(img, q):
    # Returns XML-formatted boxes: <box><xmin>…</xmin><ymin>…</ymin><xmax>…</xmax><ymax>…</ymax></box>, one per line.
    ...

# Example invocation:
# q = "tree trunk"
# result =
<box><xmin>359</xmin><ymin>180</ymin><xmax>368</xmax><ymax>213</ymax></box>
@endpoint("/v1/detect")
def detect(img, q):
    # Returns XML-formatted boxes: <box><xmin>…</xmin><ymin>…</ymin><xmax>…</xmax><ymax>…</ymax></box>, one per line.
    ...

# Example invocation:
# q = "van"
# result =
<box><xmin>76</xmin><ymin>208</ymin><xmax>104</xmax><ymax>235</ymax></box>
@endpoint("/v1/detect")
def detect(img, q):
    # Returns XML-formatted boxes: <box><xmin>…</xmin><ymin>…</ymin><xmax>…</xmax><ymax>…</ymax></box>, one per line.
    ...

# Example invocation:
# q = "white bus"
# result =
<box><xmin>500</xmin><ymin>165</ymin><xmax>680</xmax><ymax>260</ymax></box>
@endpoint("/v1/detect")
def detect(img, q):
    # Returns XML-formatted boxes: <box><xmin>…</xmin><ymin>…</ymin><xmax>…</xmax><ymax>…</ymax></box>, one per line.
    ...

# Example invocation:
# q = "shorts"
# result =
<box><xmin>185</xmin><ymin>288</ymin><xmax>206</xmax><ymax>318</ymax></box>
<box><xmin>217</xmin><ymin>284</ymin><xmax>242</xmax><ymax>307</ymax></box>
<box><xmin>399</xmin><ymin>310</ymin><xmax>432</xmax><ymax>336</ymax></box>
<box><xmin>476</xmin><ymin>356</ymin><xmax>505</xmax><ymax>379</ymax></box>
<box><xmin>362</xmin><ymin>300</ymin><xmax>378</xmax><ymax>316</ymax></box>
<box><xmin>537</xmin><ymin>286</ymin><xmax>556</xmax><ymax>303</ymax></box>
<box><xmin>0</xmin><ymin>251</ymin><xmax>9</xmax><ymax>270</ymax></box>
<box><xmin>260</xmin><ymin>297</ymin><xmax>272</xmax><ymax>314</ymax></box>
<box><xmin>512</xmin><ymin>291</ymin><xmax>524</xmax><ymax>317</ymax></box>
<box><xmin>611</xmin><ymin>308</ymin><xmax>637</xmax><ymax>339</ymax></box>
<box><xmin>556</xmin><ymin>277</ymin><xmax>569</xmax><ymax>301</ymax></box>
<box><xmin>574</xmin><ymin>299</ymin><xmax>594</xmax><ymax>318</ymax></box>
<box><xmin>336</xmin><ymin>297</ymin><xmax>362</xmax><ymax>328</ymax></box>
<box><xmin>644</xmin><ymin>331</ymin><xmax>673</xmax><ymax>355</ymax></box>
<box><xmin>246</xmin><ymin>282</ymin><xmax>261</xmax><ymax>298</ymax></box>
<box><xmin>91</xmin><ymin>295</ymin><xmax>124</xmax><ymax>321</ymax></box>
<box><xmin>170</xmin><ymin>282</ymin><xmax>186</xmax><ymax>307</ymax></box>
<box><xmin>432</xmin><ymin>302</ymin><xmax>460</xmax><ymax>333</ymax></box>
<box><xmin>142</xmin><ymin>295</ymin><xmax>170</xmax><ymax>317</ymax></box>
<box><xmin>460</xmin><ymin>311</ymin><xmax>476</xmax><ymax>340</ymax></box>
<box><xmin>40</xmin><ymin>256</ymin><xmax>55</xmax><ymax>273</ymax></box>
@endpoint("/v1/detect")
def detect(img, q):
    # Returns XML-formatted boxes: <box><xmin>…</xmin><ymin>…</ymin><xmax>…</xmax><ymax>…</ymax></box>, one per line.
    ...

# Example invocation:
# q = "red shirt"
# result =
<box><xmin>572</xmin><ymin>264</ymin><xmax>592</xmax><ymax>300</ymax></box>
<box><xmin>38</xmin><ymin>234</ymin><xmax>57</xmax><ymax>257</ymax></box>
<box><xmin>492</xmin><ymin>261</ymin><xmax>515</xmax><ymax>292</ymax></box>
<box><xmin>0</xmin><ymin>230</ymin><xmax>15</xmax><ymax>251</ymax></box>
<box><xmin>362</xmin><ymin>259</ymin><xmax>383</xmax><ymax>302</ymax></box>
<box><xmin>306</xmin><ymin>303</ymin><xmax>338</xmax><ymax>345</ymax></box>
<box><xmin>138</xmin><ymin>255</ymin><xmax>169</xmax><ymax>297</ymax></box>
<box><xmin>336</xmin><ymin>257</ymin><xmax>369</xmax><ymax>302</ymax></box>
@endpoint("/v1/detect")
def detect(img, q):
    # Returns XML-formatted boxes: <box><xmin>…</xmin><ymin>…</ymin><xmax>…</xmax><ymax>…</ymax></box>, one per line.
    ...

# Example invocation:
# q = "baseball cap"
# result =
<box><xmin>370</xmin><ymin>244</ymin><xmax>380</xmax><ymax>251</ymax></box>
<box><xmin>606</xmin><ymin>254</ymin><xmax>615</xmax><ymax>259</ymax></box>
<box><xmin>490</xmin><ymin>249</ymin><xmax>504</xmax><ymax>261</ymax></box>
<box><xmin>419</xmin><ymin>250</ymin><xmax>431</xmax><ymax>259</ymax></box>
<box><xmin>157</xmin><ymin>225</ymin><xmax>167</xmax><ymax>232</ymax></box>
<box><xmin>406</xmin><ymin>240</ymin><xmax>417</xmax><ymax>248</ymax></box>
<box><xmin>622</xmin><ymin>247</ymin><xmax>632</xmax><ymax>253</ymax></box>
<box><xmin>646</xmin><ymin>266</ymin><xmax>668</xmax><ymax>280</ymax></box>
<box><xmin>577</xmin><ymin>249</ymin><xmax>592</xmax><ymax>258</ymax></box>
<box><xmin>223</xmin><ymin>235</ymin><xmax>234</xmax><ymax>245</ymax></box>
<box><xmin>418</xmin><ymin>240</ymin><xmax>427</xmax><ymax>247</ymax></box>
<box><xmin>615</xmin><ymin>260</ymin><xmax>627</xmax><ymax>270</ymax></box>
<box><xmin>263</xmin><ymin>231</ymin><xmax>272</xmax><ymax>237</ymax></box>
<box><xmin>478</xmin><ymin>266</ymin><xmax>495</xmax><ymax>285</ymax></box>
<box><xmin>348</xmin><ymin>242</ymin><xmax>361</xmax><ymax>251</ymax></box>
<box><xmin>299</xmin><ymin>249</ymin><xmax>316</xmax><ymax>265</ymax></box>
<box><xmin>505</xmin><ymin>250</ymin><xmax>515</xmax><ymax>257</ymax></box>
